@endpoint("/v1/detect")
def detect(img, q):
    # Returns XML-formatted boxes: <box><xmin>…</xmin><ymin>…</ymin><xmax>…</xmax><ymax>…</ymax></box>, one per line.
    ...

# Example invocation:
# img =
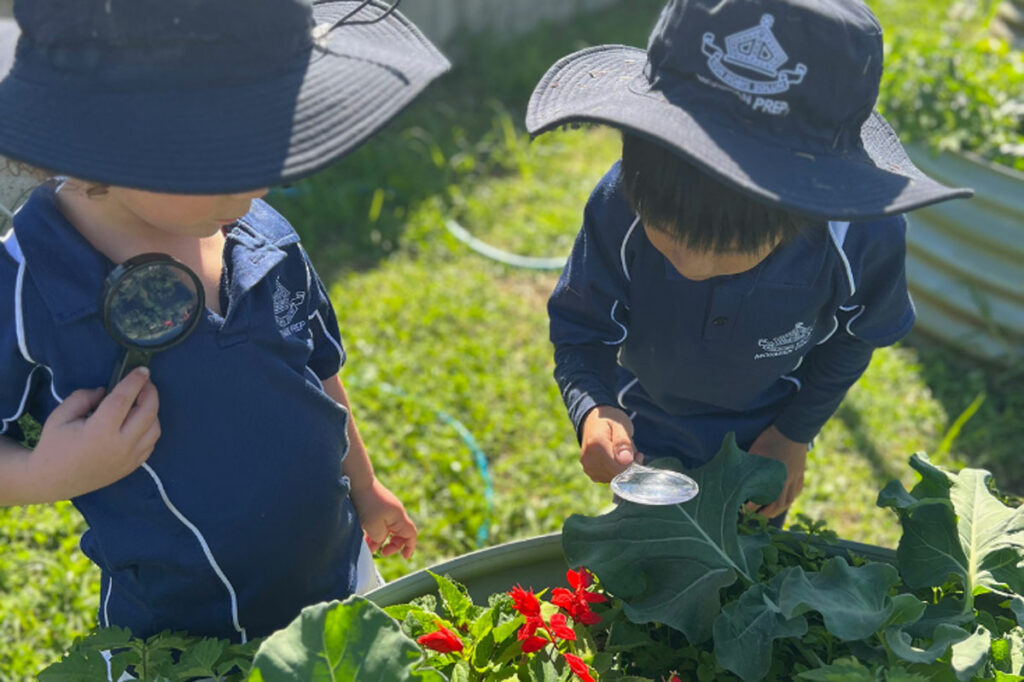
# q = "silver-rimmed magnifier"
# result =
<box><xmin>101</xmin><ymin>253</ymin><xmax>204</xmax><ymax>391</ymax></box>
<box><xmin>610</xmin><ymin>460</ymin><xmax>700</xmax><ymax>506</ymax></box>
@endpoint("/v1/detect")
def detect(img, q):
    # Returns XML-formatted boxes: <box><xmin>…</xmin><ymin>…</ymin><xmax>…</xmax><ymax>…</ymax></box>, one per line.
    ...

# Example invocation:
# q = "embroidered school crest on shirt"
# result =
<box><xmin>273</xmin><ymin>278</ymin><xmax>307</xmax><ymax>336</ymax></box>
<box><xmin>700</xmin><ymin>14</ymin><xmax>807</xmax><ymax>116</ymax></box>
<box><xmin>754</xmin><ymin>321</ymin><xmax>813</xmax><ymax>359</ymax></box>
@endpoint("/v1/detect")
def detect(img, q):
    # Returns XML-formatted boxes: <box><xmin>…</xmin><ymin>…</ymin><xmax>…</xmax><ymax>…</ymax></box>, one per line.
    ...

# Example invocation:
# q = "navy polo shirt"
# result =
<box><xmin>0</xmin><ymin>184</ymin><xmax>362</xmax><ymax>642</ymax></box>
<box><xmin>549</xmin><ymin>163</ymin><xmax>915</xmax><ymax>467</ymax></box>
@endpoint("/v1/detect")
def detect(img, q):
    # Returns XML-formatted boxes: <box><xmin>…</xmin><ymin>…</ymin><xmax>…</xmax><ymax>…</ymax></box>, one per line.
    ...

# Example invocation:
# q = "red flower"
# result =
<box><xmin>416</xmin><ymin>621</ymin><xmax>463</xmax><ymax>654</ymax></box>
<box><xmin>547</xmin><ymin>613</ymin><xmax>577</xmax><ymax>641</ymax></box>
<box><xmin>509</xmin><ymin>584</ymin><xmax>541</xmax><ymax>617</ymax></box>
<box><xmin>520</xmin><ymin>634</ymin><xmax>548</xmax><ymax>653</ymax></box>
<box><xmin>563</xmin><ymin>652</ymin><xmax>595</xmax><ymax>682</ymax></box>
<box><xmin>553</xmin><ymin>568</ymin><xmax>607</xmax><ymax>626</ymax></box>
<box><xmin>517</xmin><ymin>614</ymin><xmax>544</xmax><ymax>640</ymax></box>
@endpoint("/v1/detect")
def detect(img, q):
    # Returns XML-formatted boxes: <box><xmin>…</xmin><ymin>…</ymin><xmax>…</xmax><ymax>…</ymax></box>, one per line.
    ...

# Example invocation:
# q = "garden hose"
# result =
<box><xmin>444</xmin><ymin>219</ymin><xmax>567</xmax><ymax>271</ymax></box>
<box><xmin>370</xmin><ymin>382</ymin><xmax>495</xmax><ymax>547</ymax></box>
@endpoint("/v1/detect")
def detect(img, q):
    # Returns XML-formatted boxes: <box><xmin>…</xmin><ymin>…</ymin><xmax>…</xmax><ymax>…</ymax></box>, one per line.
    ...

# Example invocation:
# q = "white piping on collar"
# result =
<box><xmin>620</xmin><ymin>215</ymin><xmax>640</xmax><ymax>283</ymax></box>
<box><xmin>827</xmin><ymin>221</ymin><xmax>855</xmax><ymax>298</ymax></box>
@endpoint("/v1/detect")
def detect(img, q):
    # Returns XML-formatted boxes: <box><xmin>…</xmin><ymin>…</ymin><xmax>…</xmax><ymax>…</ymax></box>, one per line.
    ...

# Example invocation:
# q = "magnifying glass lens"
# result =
<box><xmin>108</xmin><ymin>262</ymin><xmax>202</xmax><ymax>347</ymax></box>
<box><xmin>102</xmin><ymin>254</ymin><xmax>205</xmax><ymax>390</ymax></box>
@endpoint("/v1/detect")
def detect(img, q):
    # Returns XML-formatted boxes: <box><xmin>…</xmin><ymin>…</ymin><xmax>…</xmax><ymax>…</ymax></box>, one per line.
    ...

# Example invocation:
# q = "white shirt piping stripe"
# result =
<box><xmin>781</xmin><ymin>375</ymin><xmax>802</xmax><ymax>390</ymax></box>
<box><xmin>103</xmin><ymin>577</ymin><xmax>113</xmax><ymax>627</ymax></box>
<box><xmin>304</xmin><ymin>365</ymin><xmax>324</xmax><ymax>390</ymax></box>
<box><xmin>619</xmin><ymin>215</ymin><xmax>640</xmax><ymax>282</ymax></box>
<box><xmin>617</xmin><ymin>377</ymin><xmax>639</xmax><ymax>410</ymax></box>
<box><xmin>602</xmin><ymin>300</ymin><xmax>628</xmax><ymax>345</ymax></box>
<box><xmin>141</xmin><ymin>462</ymin><xmax>248</xmax><ymax>644</ymax></box>
<box><xmin>827</xmin><ymin>221</ymin><xmax>856</xmax><ymax>298</ymax></box>
<box><xmin>310</xmin><ymin>309</ymin><xmax>344</xmax><ymax>362</ymax></box>
<box><xmin>15</xmin><ymin>259</ymin><xmax>34</xmax><ymax>364</ymax></box>
<box><xmin>1</xmin><ymin>366</ymin><xmax>39</xmax><ymax>435</ymax></box>
<box><xmin>816</xmin><ymin>316</ymin><xmax>839</xmax><ymax>345</ymax></box>
<box><xmin>2</xmin><ymin>229</ymin><xmax>23</xmax><ymax>263</ymax></box>
<box><xmin>844</xmin><ymin>305</ymin><xmax>867</xmax><ymax>336</ymax></box>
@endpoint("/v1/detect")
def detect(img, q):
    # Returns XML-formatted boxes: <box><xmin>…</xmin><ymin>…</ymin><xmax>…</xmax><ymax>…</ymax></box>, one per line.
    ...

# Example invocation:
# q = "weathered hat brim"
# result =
<box><xmin>0</xmin><ymin>1</ymin><xmax>449</xmax><ymax>193</ymax></box>
<box><xmin>526</xmin><ymin>45</ymin><xmax>972</xmax><ymax>220</ymax></box>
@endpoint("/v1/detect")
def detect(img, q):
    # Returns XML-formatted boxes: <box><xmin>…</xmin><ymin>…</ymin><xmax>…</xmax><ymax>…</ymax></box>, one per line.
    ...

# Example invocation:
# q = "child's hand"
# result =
<box><xmin>746</xmin><ymin>425</ymin><xmax>807</xmax><ymax>518</ymax></box>
<box><xmin>28</xmin><ymin>367</ymin><xmax>160</xmax><ymax>501</ymax></box>
<box><xmin>579</xmin><ymin>405</ymin><xmax>637</xmax><ymax>483</ymax></box>
<box><xmin>351</xmin><ymin>479</ymin><xmax>417</xmax><ymax>560</ymax></box>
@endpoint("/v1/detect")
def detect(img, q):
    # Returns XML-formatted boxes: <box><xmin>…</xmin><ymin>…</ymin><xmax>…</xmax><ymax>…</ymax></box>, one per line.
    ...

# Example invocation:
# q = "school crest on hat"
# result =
<box><xmin>526</xmin><ymin>0</ymin><xmax>973</xmax><ymax>221</ymax></box>
<box><xmin>699</xmin><ymin>13</ymin><xmax>806</xmax><ymax>117</ymax></box>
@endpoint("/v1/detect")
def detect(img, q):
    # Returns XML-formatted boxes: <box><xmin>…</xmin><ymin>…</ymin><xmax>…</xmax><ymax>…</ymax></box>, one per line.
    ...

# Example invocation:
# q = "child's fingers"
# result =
<box><xmin>608</xmin><ymin>420</ymin><xmax>635</xmax><ymax>467</ymax></box>
<box><xmin>53</xmin><ymin>387</ymin><xmax>106</xmax><ymax>421</ymax></box>
<box><xmin>120</xmin><ymin>379</ymin><xmax>160</xmax><ymax>440</ymax></box>
<box><xmin>380</xmin><ymin>532</ymin><xmax>416</xmax><ymax>559</ymax></box>
<box><xmin>92</xmin><ymin>367</ymin><xmax>152</xmax><ymax>427</ymax></box>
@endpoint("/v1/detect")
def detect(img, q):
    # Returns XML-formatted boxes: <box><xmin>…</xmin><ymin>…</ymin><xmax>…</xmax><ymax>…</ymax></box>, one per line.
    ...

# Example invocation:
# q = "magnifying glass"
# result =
<box><xmin>610</xmin><ymin>461</ymin><xmax>700</xmax><ymax>506</ymax></box>
<box><xmin>101</xmin><ymin>253</ymin><xmax>204</xmax><ymax>391</ymax></box>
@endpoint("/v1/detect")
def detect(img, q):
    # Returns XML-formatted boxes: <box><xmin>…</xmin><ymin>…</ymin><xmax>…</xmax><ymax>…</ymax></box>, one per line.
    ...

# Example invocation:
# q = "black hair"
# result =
<box><xmin>619</xmin><ymin>131</ymin><xmax>811</xmax><ymax>254</ymax></box>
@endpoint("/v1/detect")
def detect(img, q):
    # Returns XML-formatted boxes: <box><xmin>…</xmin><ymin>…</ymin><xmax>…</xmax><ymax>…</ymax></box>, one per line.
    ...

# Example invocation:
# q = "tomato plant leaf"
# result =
<box><xmin>248</xmin><ymin>596</ymin><xmax>445</xmax><ymax>681</ymax></box>
<box><xmin>36</xmin><ymin>649</ymin><xmax>111</xmax><ymax>682</ymax></box>
<box><xmin>562</xmin><ymin>433</ymin><xmax>785</xmax><ymax>643</ymax></box>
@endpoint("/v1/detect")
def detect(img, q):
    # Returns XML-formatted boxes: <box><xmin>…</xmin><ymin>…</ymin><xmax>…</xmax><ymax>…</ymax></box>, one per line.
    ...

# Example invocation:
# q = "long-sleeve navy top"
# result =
<box><xmin>549</xmin><ymin>162</ymin><xmax>915</xmax><ymax>465</ymax></box>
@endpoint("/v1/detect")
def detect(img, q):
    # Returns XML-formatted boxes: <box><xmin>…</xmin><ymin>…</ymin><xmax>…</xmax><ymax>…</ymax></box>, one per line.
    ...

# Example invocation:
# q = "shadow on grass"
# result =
<box><xmin>904</xmin><ymin>334</ymin><xmax>1024</xmax><ymax>494</ymax></box>
<box><xmin>267</xmin><ymin>0</ymin><xmax>664</xmax><ymax>273</ymax></box>
<box><xmin>833</xmin><ymin>402</ymin><xmax>903</xmax><ymax>487</ymax></box>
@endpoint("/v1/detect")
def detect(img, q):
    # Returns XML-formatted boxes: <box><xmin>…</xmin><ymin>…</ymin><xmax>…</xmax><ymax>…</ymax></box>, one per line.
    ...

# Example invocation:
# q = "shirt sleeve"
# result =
<box><xmin>0</xmin><ymin>250</ymin><xmax>37</xmax><ymax>442</ymax></box>
<box><xmin>299</xmin><ymin>245</ymin><xmax>346</xmax><ymax>380</ymax></box>
<box><xmin>838</xmin><ymin>215</ymin><xmax>916</xmax><ymax>347</ymax></box>
<box><xmin>771</xmin><ymin>216</ymin><xmax>914</xmax><ymax>443</ymax></box>
<box><xmin>549</xmin><ymin>166</ymin><xmax>635</xmax><ymax>439</ymax></box>
<box><xmin>770</xmin><ymin>330</ymin><xmax>874</xmax><ymax>443</ymax></box>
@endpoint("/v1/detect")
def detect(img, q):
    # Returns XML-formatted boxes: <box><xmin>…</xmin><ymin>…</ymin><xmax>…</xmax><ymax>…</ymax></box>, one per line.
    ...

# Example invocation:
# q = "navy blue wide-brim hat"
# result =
<box><xmin>0</xmin><ymin>0</ymin><xmax>450</xmax><ymax>194</ymax></box>
<box><xmin>527</xmin><ymin>0</ymin><xmax>972</xmax><ymax>221</ymax></box>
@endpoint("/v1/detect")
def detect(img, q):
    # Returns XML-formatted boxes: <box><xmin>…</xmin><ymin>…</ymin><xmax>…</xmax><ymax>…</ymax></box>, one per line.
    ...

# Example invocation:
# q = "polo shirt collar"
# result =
<box><xmin>13</xmin><ymin>186</ymin><xmax>299</xmax><ymax>325</ymax></box>
<box><xmin>14</xmin><ymin>182</ymin><xmax>111</xmax><ymax>325</ymax></box>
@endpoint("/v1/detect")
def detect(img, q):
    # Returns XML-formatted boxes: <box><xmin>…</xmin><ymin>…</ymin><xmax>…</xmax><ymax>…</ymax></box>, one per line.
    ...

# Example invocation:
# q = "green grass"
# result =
<box><xmin>3</xmin><ymin>0</ymin><xmax>1022</xmax><ymax>678</ymax></box>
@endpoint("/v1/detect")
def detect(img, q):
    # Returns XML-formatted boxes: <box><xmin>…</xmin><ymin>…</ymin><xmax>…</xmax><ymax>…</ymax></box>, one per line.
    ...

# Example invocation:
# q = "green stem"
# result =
<box><xmin>791</xmin><ymin>639</ymin><xmax>824</xmax><ymax>669</ymax></box>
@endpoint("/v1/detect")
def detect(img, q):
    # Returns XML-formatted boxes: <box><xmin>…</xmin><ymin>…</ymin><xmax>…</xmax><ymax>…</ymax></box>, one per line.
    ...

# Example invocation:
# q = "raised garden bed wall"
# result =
<box><xmin>904</xmin><ymin>144</ymin><xmax>1024</xmax><ymax>366</ymax></box>
<box><xmin>399</xmin><ymin>0</ymin><xmax>623</xmax><ymax>49</ymax></box>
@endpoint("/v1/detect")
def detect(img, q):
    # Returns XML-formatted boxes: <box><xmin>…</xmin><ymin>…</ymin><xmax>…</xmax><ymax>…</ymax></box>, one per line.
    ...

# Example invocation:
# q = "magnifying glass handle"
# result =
<box><xmin>107</xmin><ymin>348</ymin><xmax>153</xmax><ymax>392</ymax></box>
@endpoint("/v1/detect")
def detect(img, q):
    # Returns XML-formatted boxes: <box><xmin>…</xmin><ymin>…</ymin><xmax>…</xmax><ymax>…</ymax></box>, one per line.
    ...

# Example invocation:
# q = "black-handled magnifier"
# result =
<box><xmin>101</xmin><ymin>253</ymin><xmax>204</xmax><ymax>392</ymax></box>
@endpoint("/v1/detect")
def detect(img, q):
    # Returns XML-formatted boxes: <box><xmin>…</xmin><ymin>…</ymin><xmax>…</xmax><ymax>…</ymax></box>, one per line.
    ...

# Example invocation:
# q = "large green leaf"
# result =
<box><xmin>877</xmin><ymin>454</ymin><xmax>1024</xmax><ymax>603</ymax></box>
<box><xmin>796</xmin><ymin>657</ymin><xmax>875</xmax><ymax>681</ymax></box>
<box><xmin>951</xmin><ymin>625</ymin><xmax>991</xmax><ymax>682</ymax></box>
<box><xmin>248</xmin><ymin>597</ymin><xmax>446</xmax><ymax>682</ymax></box>
<box><xmin>885</xmin><ymin>623</ymin><xmax>971</xmax><ymax>664</ymax></box>
<box><xmin>777</xmin><ymin>557</ymin><xmax>902</xmax><ymax>641</ymax></box>
<box><xmin>561</xmin><ymin>433</ymin><xmax>786</xmax><ymax>643</ymax></box>
<box><xmin>712</xmin><ymin>579</ymin><xmax>807</xmax><ymax>681</ymax></box>
<box><xmin>1012</xmin><ymin>597</ymin><xmax>1024</xmax><ymax>627</ymax></box>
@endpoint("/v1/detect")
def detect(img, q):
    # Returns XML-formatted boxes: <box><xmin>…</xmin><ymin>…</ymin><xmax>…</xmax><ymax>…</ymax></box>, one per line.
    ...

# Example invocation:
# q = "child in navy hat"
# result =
<box><xmin>0</xmin><ymin>0</ymin><xmax>448</xmax><ymax>646</ymax></box>
<box><xmin>527</xmin><ymin>0</ymin><xmax>971</xmax><ymax>521</ymax></box>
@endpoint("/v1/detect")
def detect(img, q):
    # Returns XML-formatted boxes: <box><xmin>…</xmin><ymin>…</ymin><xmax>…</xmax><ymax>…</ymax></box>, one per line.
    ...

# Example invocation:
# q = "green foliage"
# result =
<box><xmin>37</xmin><ymin>626</ymin><xmax>261</xmax><ymax>682</ymax></box>
<box><xmin>877</xmin><ymin>454</ymin><xmax>1024</xmax><ymax>611</ymax></box>
<box><xmin>563</xmin><ymin>434</ymin><xmax>787</xmax><ymax>643</ymax></box>
<box><xmin>877</xmin><ymin>8</ymin><xmax>1024</xmax><ymax>170</ymax></box>
<box><xmin>563</xmin><ymin>441</ymin><xmax>1024</xmax><ymax>681</ymax></box>
<box><xmin>6</xmin><ymin>0</ymin><xmax>1024</xmax><ymax>678</ymax></box>
<box><xmin>248</xmin><ymin>597</ymin><xmax>442</xmax><ymax>682</ymax></box>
